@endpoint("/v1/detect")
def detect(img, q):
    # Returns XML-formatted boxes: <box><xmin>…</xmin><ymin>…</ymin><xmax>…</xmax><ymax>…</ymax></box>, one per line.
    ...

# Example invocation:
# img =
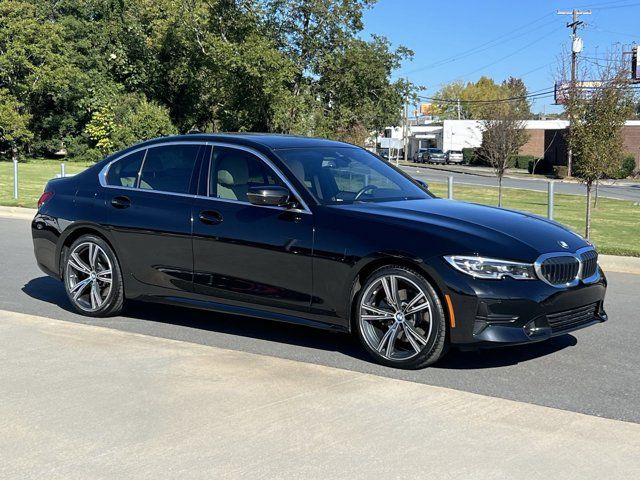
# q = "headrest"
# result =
<box><xmin>217</xmin><ymin>155</ymin><xmax>249</xmax><ymax>186</ymax></box>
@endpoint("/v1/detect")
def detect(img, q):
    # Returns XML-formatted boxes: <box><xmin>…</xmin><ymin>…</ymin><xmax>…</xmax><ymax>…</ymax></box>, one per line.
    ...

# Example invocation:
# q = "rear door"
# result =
<box><xmin>104</xmin><ymin>142</ymin><xmax>203</xmax><ymax>293</ymax></box>
<box><xmin>191</xmin><ymin>145</ymin><xmax>314</xmax><ymax>314</ymax></box>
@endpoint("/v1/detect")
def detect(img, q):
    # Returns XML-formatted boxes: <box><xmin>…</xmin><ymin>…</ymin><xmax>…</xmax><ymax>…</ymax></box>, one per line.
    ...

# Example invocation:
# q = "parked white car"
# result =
<box><xmin>446</xmin><ymin>150</ymin><xmax>463</xmax><ymax>164</ymax></box>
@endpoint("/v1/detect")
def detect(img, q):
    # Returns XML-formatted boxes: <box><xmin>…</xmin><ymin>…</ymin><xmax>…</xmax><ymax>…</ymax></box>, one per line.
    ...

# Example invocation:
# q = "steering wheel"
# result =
<box><xmin>354</xmin><ymin>184</ymin><xmax>378</xmax><ymax>200</ymax></box>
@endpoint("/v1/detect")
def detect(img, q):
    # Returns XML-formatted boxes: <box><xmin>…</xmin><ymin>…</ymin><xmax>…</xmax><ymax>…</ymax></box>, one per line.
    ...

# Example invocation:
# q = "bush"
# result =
<box><xmin>509</xmin><ymin>155</ymin><xmax>536</xmax><ymax>169</ymax></box>
<box><xmin>617</xmin><ymin>154</ymin><xmax>637</xmax><ymax>179</ymax></box>
<box><xmin>553</xmin><ymin>165</ymin><xmax>568</xmax><ymax>179</ymax></box>
<box><xmin>462</xmin><ymin>148</ymin><xmax>477</xmax><ymax>165</ymax></box>
<box><xmin>527</xmin><ymin>158</ymin><xmax>547</xmax><ymax>174</ymax></box>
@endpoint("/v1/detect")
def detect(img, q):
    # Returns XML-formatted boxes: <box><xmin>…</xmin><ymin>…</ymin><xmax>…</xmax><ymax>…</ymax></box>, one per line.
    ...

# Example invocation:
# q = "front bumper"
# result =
<box><xmin>430</xmin><ymin>259</ymin><xmax>608</xmax><ymax>347</ymax></box>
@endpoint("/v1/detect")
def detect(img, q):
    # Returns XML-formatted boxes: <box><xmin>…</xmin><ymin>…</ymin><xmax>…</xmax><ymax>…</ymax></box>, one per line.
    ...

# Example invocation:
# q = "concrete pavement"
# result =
<box><xmin>2</xmin><ymin>309</ymin><xmax>639</xmax><ymax>480</ymax></box>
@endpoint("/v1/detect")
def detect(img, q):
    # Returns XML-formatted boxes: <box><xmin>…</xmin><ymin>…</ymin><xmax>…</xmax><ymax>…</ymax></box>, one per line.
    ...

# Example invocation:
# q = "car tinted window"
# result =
<box><xmin>106</xmin><ymin>150</ymin><xmax>145</xmax><ymax>187</ymax></box>
<box><xmin>209</xmin><ymin>146</ymin><xmax>284</xmax><ymax>203</ymax></box>
<box><xmin>277</xmin><ymin>147</ymin><xmax>430</xmax><ymax>205</ymax></box>
<box><xmin>139</xmin><ymin>144</ymin><xmax>200</xmax><ymax>194</ymax></box>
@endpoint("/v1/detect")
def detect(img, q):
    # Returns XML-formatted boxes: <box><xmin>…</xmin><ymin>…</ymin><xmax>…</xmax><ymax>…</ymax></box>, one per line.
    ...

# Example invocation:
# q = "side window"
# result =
<box><xmin>209</xmin><ymin>146</ymin><xmax>284</xmax><ymax>203</ymax></box>
<box><xmin>106</xmin><ymin>150</ymin><xmax>145</xmax><ymax>187</ymax></box>
<box><xmin>139</xmin><ymin>144</ymin><xmax>200</xmax><ymax>194</ymax></box>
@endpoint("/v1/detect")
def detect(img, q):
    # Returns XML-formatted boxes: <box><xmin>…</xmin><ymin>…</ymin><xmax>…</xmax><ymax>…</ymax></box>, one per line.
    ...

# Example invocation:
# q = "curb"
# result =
<box><xmin>1</xmin><ymin>205</ymin><xmax>639</xmax><ymax>275</ymax></box>
<box><xmin>599</xmin><ymin>255</ymin><xmax>640</xmax><ymax>275</ymax></box>
<box><xmin>0</xmin><ymin>206</ymin><xmax>37</xmax><ymax>220</ymax></box>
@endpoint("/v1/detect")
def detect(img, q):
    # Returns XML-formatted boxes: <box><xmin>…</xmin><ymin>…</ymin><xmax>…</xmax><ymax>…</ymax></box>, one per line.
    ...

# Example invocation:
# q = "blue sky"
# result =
<box><xmin>361</xmin><ymin>0</ymin><xmax>640</xmax><ymax>114</ymax></box>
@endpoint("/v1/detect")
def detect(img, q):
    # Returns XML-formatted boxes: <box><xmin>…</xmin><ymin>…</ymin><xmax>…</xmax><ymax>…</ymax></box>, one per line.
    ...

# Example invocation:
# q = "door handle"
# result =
<box><xmin>111</xmin><ymin>196</ymin><xmax>131</xmax><ymax>209</ymax></box>
<box><xmin>199</xmin><ymin>210</ymin><xmax>223</xmax><ymax>225</ymax></box>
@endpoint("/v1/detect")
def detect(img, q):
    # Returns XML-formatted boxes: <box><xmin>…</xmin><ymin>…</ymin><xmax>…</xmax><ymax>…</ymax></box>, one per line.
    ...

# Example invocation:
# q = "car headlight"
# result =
<box><xmin>444</xmin><ymin>255</ymin><xmax>536</xmax><ymax>280</ymax></box>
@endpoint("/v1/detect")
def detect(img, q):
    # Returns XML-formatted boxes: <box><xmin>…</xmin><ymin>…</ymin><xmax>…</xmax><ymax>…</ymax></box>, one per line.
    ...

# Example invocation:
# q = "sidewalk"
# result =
<box><xmin>1</xmin><ymin>309</ymin><xmax>639</xmax><ymax>480</ymax></box>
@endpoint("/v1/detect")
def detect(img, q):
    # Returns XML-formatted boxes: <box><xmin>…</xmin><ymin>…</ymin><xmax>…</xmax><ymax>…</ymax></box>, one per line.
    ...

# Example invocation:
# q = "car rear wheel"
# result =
<box><xmin>356</xmin><ymin>266</ymin><xmax>447</xmax><ymax>369</ymax></box>
<box><xmin>64</xmin><ymin>235</ymin><xmax>125</xmax><ymax>317</ymax></box>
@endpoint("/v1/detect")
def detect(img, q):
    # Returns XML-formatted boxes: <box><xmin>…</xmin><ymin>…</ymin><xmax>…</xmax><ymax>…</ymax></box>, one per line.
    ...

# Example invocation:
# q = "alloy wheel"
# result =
<box><xmin>65</xmin><ymin>241</ymin><xmax>113</xmax><ymax>312</ymax></box>
<box><xmin>359</xmin><ymin>274</ymin><xmax>433</xmax><ymax>361</ymax></box>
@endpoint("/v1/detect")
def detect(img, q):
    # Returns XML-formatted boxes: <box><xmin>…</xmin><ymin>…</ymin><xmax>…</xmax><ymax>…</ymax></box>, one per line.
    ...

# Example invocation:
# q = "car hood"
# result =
<box><xmin>334</xmin><ymin>198</ymin><xmax>589</xmax><ymax>260</ymax></box>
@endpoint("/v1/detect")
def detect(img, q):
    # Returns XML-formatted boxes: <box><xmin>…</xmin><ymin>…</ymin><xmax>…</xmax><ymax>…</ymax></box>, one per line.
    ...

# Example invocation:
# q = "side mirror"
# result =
<box><xmin>416</xmin><ymin>179</ymin><xmax>429</xmax><ymax>190</ymax></box>
<box><xmin>247</xmin><ymin>185</ymin><xmax>290</xmax><ymax>207</ymax></box>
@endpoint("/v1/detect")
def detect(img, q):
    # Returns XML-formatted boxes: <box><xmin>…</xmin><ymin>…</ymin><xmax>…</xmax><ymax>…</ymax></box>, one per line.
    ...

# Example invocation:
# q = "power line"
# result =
<box><xmin>399</xmin><ymin>12</ymin><xmax>556</xmax><ymax>75</ymax></box>
<box><xmin>589</xmin><ymin>1</ymin><xmax>640</xmax><ymax>9</ymax></box>
<box><xmin>451</xmin><ymin>25</ymin><xmax>564</xmax><ymax>81</ymax></box>
<box><xmin>418</xmin><ymin>89</ymin><xmax>556</xmax><ymax>104</ymax></box>
<box><xmin>577</xmin><ymin>0</ymin><xmax>640</xmax><ymax>8</ymax></box>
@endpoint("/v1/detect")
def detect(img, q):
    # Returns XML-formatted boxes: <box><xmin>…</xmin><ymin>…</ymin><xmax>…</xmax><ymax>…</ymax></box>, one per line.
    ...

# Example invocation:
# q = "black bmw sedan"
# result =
<box><xmin>32</xmin><ymin>134</ymin><xmax>607</xmax><ymax>369</ymax></box>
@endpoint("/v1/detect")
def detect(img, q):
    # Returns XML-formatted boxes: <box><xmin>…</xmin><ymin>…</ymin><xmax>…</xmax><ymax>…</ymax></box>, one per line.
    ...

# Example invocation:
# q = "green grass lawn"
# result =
<box><xmin>1</xmin><ymin>160</ymin><xmax>639</xmax><ymax>256</ymax></box>
<box><xmin>0</xmin><ymin>160</ymin><xmax>93</xmax><ymax>208</ymax></box>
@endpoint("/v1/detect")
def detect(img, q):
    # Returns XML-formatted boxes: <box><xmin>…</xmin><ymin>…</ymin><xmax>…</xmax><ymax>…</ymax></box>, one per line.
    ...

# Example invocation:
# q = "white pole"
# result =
<box><xmin>548</xmin><ymin>181</ymin><xmax>554</xmax><ymax>220</ymax></box>
<box><xmin>448</xmin><ymin>176</ymin><xmax>454</xmax><ymax>200</ymax></box>
<box><xmin>12</xmin><ymin>144</ymin><xmax>19</xmax><ymax>200</ymax></box>
<box><xmin>13</xmin><ymin>159</ymin><xmax>18</xmax><ymax>200</ymax></box>
<box><xmin>61</xmin><ymin>162</ymin><xmax>65</xmax><ymax>178</ymax></box>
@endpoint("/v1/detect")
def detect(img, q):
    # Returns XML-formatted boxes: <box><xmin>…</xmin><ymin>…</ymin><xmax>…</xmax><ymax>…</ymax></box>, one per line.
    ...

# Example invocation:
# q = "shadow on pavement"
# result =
<box><xmin>438</xmin><ymin>335</ymin><xmax>577</xmax><ymax>370</ymax></box>
<box><xmin>22</xmin><ymin>275</ymin><xmax>576</xmax><ymax>370</ymax></box>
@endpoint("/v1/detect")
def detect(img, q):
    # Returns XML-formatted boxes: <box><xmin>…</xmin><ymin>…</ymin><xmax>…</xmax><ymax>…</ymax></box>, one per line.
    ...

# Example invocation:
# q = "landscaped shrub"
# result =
<box><xmin>508</xmin><ymin>155</ymin><xmax>535</xmax><ymax>169</ymax></box>
<box><xmin>553</xmin><ymin>165</ymin><xmax>568</xmax><ymax>179</ymax></box>
<box><xmin>617</xmin><ymin>154</ymin><xmax>637</xmax><ymax>179</ymax></box>
<box><xmin>462</xmin><ymin>148</ymin><xmax>477</xmax><ymax>165</ymax></box>
<box><xmin>527</xmin><ymin>158</ymin><xmax>547</xmax><ymax>174</ymax></box>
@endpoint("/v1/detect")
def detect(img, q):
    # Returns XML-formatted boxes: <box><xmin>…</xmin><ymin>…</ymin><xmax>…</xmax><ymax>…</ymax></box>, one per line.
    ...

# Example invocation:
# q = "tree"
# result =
<box><xmin>0</xmin><ymin>89</ymin><xmax>33</xmax><ymax>159</ymax></box>
<box><xmin>569</xmin><ymin>67</ymin><xmax>635</xmax><ymax>239</ymax></box>
<box><xmin>315</xmin><ymin>35</ymin><xmax>414</xmax><ymax>145</ymax></box>
<box><xmin>263</xmin><ymin>0</ymin><xmax>376</xmax><ymax>130</ymax></box>
<box><xmin>4</xmin><ymin>0</ymin><xmax>412</xmax><ymax>159</ymax></box>
<box><xmin>479</xmin><ymin>104</ymin><xmax>529</xmax><ymax>207</ymax></box>
<box><xmin>433</xmin><ymin>76</ymin><xmax>532</xmax><ymax>120</ymax></box>
<box><xmin>86</xmin><ymin>93</ymin><xmax>177</xmax><ymax>155</ymax></box>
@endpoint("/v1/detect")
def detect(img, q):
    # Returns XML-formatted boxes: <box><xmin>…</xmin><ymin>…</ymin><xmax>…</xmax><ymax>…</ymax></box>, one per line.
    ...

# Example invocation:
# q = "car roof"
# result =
<box><xmin>132</xmin><ymin>133</ymin><xmax>354</xmax><ymax>151</ymax></box>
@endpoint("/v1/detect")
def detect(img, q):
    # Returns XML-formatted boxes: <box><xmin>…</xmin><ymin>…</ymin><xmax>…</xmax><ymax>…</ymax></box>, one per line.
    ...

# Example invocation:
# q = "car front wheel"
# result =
<box><xmin>64</xmin><ymin>235</ymin><xmax>125</xmax><ymax>317</ymax></box>
<box><xmin>356</xmin><ymin>266</ymin><xmax>447</xmax><ymax>369</ymax></box>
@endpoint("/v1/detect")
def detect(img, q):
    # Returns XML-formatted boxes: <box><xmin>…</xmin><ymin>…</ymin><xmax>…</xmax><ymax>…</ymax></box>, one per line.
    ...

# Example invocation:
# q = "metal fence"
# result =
<box><xmin>435</xmin><ymin>175</ymin><xmax>558</xmax><ymax>220</ymax></box>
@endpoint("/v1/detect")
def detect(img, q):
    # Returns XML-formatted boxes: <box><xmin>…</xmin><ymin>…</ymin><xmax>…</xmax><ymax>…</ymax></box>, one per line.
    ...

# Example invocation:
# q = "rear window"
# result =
<box><xmin>139</xmin><ymin>144</ymin><xmax>200</xmax><ymax>194</ymax></box>
<box><xmin>106</xmin><ymin>150</ymin><xmax>145</xmax><ymax>187</ymax></box>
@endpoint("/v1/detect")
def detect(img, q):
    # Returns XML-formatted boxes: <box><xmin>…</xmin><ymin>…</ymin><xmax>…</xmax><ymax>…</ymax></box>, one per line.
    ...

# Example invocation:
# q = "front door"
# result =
<box><xmin>191</xmin><ymin>145</ymin><xmax>314</xmax><ymax>313</ymax></box>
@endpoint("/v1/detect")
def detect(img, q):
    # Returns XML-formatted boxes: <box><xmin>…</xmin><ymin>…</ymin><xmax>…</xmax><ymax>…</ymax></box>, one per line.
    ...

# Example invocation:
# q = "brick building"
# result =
<box><xmin>438</xmin><ymin>119</ymin><xmax>640</xmax><ymax>170</ymax></box>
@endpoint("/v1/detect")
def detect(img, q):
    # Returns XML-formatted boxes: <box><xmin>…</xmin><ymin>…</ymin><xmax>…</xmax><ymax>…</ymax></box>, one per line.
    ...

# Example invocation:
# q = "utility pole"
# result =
<box><xmin>403</xmin><ymin>79</ymin><xmax>409</xmax><ymax>163</ymax></box>
<box><xmin>557</xmin><ymin>8</ymin><xmax>591</xmax><ymax>177</ymax></box>
<box><xmin>456</xmin><ymin>98</ymin><xmax>461</xmax><ymax>120</ymax></box>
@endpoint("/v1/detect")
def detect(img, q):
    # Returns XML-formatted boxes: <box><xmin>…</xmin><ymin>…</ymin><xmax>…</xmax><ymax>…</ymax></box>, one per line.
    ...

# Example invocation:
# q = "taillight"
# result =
<box><xmin>37</xmin><ymin>191</ymin><xmax>54</xmax><ymax>209</ymax></box>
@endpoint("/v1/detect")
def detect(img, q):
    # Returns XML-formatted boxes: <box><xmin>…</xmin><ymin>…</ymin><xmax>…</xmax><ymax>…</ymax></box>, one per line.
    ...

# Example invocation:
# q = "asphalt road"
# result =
<box><xmin>2</xmin><ymin>216</ymin><xmax>639</xmax><ymax>423</ymax></box>
<box><xmin>400</xmin><ymin>165</ymin><xmax>640</xmax><ymax>202</ymax></box>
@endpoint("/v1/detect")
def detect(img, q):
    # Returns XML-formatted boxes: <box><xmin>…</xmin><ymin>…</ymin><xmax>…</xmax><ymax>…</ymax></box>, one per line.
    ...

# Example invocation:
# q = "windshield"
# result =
<box><xmin>276</xmin><ymin>147</ymin><xmax>431</xmax><ymax>205</ymax></box>
<box><xmin>429</xmin><ymin>149</ymin><xmax>443</xmax><ymax>154</ymax></box>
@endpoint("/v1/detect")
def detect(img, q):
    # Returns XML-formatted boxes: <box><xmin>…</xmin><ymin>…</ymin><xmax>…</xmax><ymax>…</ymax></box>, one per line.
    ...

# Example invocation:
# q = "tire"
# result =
<box><xmin>63</xmin><ymin>234</ymin><xmax>125</xmax><ymax>317</ymax></box>
<box><xmin>355</xmin><ymin>266</ymin><xmax>447</xmax><ymax>369</ymax></box>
